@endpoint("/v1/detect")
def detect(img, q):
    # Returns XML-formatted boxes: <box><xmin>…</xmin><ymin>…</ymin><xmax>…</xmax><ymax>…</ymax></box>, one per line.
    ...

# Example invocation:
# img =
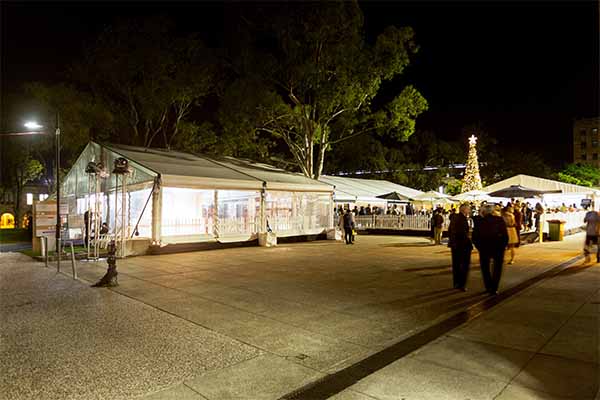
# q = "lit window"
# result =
<box><xmin>38</xmin><ymin>194</ymin><xmax>48</xmax><ymax>201</ymax></box>
<box><xmin>26</xmin><ymin>193</ymin><xmax>33</xmax><ymax>205</ymax></box>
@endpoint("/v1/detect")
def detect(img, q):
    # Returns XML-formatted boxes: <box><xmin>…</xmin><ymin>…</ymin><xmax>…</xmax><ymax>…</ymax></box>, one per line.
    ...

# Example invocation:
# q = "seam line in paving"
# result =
<box><xmin>279</xmin><ymin>254</ymin><xmax>584</xmax><ymax>400</ymax></box>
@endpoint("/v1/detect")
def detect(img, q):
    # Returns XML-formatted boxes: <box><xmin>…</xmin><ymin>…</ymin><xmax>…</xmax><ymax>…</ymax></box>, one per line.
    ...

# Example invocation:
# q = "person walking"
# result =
<box><xmin>502</xmin><ymin>206</ymin><xmax>519</xmax><ymax>264</ymax></box>
<box><xmin>342</xmin><ymin>209</ymin><xmax>355</xmax><ymax>245</ymax></box>
<box><xmin>513</xmin><ymin>201</ymin><xmax>523</xmax><ymax>241</ymax></box>
<box><xmin>583</xmin><ymin>206</ymin><xmax>600</xmax><ymax>263</ymax></box>
<box><xmin>432</xmin><ymin>209</ymin><xmax>444</xmax><ymax>245</ymax></box>
<box><xmin>534</xmin><ymin>202</ymin><xmax>544</xmax><ymax>233</ymax></box>
<box><xmin>448</xmin><ymin>204</ymin><xmax>472</xmax><ymax>291</ymax></box>
<box><xmin>472</xmin><ymin>204</ymin><xmax>509</xmax><ymax>295</ymax></box>
<box><xmin>337</xmin><ymin>209</ymin><xmax>346</xmax><ymax>243</ymax></box>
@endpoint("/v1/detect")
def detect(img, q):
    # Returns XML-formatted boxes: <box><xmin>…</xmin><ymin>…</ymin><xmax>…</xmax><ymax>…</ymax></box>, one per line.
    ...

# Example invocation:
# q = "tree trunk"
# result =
<box><xmin>14</xmin><ymin>186</ymin><xmax>21</xmax><ymax>229</ymax></box>
<box><xmin>315</xmin><ymin>142</ymin><xmax>327</xmax><ymax>180</ymax></box>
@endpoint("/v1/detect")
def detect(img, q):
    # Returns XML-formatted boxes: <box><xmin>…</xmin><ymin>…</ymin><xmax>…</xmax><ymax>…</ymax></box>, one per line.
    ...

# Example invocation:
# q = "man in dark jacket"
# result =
<box><xmin>472</xmin><ymin>204</ymin><xmax>508</xmax><ymax>295</ymax></box>
<box><xmin>343</xmin><ymin>209</ymin><xmax>355</xmax><ymax>245</ymax></box>
<box><xmin>448</xmin><ymin>204</ymin><xmax>472</xmax><ymax>291</ymax></box>
<box><xmin>432</xmin><ymin>209</ymin><xmax>444</xmax><ymax>245</ymax></box>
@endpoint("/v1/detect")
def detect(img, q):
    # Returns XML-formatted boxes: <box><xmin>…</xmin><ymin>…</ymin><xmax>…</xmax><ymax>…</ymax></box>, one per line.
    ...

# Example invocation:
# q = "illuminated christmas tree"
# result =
<box><xmin>461</xmin><ymin>135</ymin><xmax>483</xmax><ymax>193</ymax></box>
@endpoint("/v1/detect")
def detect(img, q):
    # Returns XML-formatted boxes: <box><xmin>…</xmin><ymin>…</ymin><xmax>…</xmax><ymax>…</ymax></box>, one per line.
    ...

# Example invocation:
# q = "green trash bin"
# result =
<box><xmin>547</xmin><ymin>220</ymin><xmax>566</xmax><ymax>241</ymax></box>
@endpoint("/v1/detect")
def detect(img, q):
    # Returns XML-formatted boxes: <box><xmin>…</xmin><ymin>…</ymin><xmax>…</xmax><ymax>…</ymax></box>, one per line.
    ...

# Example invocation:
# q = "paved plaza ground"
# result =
<box><xmin>1</xmin><ymin>233</ymin><xmax>598</xmax><ymax>399</ymax></box>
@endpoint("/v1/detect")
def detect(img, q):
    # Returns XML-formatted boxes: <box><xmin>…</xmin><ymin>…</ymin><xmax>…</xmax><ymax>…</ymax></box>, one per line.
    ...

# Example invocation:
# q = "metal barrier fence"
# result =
<box><xmin>354</xmin><ymin>211</ymin><xmax>586</xmax><ymax>234</ymax></box>
<box><xmin>354</xmin><ymin>215</ymin><xmax>450</xmax><ymax>231</ymax></box>
<box><xmin>542</xmin><ymin>211</ymin><xmax>586</xmax><ymax>233</ymax></box>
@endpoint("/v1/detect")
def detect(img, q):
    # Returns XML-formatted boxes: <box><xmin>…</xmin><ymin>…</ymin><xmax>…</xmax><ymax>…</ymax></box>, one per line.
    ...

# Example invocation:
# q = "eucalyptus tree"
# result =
<box><xmin>222</xmin><ymin>1</ymin><xmax>428</xmax><ymax>178</ymax></box>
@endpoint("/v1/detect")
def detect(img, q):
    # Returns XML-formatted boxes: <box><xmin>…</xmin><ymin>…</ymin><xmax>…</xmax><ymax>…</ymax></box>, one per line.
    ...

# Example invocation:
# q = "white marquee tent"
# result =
<box><xmin>483</xmin><ymin>174</ymin><xmax>600</xmax><ymax>208</ymax></box>
<box><xmin>60</xmin><ymin>142</ymin><xmax>334</xmax><ymax>254</ymax></box>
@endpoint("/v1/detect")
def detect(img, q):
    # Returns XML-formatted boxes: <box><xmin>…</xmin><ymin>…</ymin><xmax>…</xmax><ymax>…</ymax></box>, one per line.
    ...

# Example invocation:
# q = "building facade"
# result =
<box><xmin>0</xmin><ymin>182</ymin><xmax>49</xmax><ymax>229</ymax></box>
<box><xmin>573</xmin><ymin>117</ymin><xmax>600</xmax><ymax>165</ymax></box>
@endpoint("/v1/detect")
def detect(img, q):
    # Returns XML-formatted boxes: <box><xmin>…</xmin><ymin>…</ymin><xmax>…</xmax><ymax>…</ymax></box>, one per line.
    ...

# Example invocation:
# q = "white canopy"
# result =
<box><xmin>319</xmin><ymin>175</ymin><xmax>423</xmax><ymax>203</ymax></box>
<box><xmin>414</xmin><ymin>190</ymin><xmax>453</xmax><ymax>202</ymax></box>
<box><xmin>451</xmin><ymin>189</ymin><xmax>492</xmax><ymax>202</ymax></box>
<box><xmin>483</xmin><ymin>174</ymin><xmax>600</xmax><ymax>196</ymax></box>
<box><xmin>105</xmin><ymin>143</ymin><xmax>333</xmax><ymax>192</ymax></box>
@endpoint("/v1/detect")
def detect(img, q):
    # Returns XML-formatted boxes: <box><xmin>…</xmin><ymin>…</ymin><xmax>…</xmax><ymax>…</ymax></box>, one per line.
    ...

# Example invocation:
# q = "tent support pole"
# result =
<box><xmin>213</xmin><ymin>190</ymin><xmax>219</xmax><ymax>239</ymax></box>
<box><xmin>151</xmin><ymin>176</ymin><xmax>162</xmax><ymax>246</ymax></box>
<box><xmin>260</xmin><ymin>184</ymin><xmax>267</xmax><ymax>233</ymax></box>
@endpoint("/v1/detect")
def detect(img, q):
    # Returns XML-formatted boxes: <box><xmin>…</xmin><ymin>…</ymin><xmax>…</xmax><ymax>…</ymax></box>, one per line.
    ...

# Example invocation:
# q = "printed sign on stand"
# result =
<box><xmin>34</xmin><ymin>201</ymin><xmax>69</xmax><ymax>237</ymax></box>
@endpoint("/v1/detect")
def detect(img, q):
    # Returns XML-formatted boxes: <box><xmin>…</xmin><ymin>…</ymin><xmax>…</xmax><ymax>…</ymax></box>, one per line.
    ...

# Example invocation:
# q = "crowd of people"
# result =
<box><xmin>337</xmin><ymin>197</ymin><xmax>594</xmax><ymax>294</ymax></box>
<box><xmin>447</xmin><ymin>199</ymin><xmax>594</xmax><ymax>294</ymax></box>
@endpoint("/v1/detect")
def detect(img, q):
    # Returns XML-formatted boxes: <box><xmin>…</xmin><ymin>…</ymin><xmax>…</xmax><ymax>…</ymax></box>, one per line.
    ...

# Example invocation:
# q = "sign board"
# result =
<box><xmin>34</xmin><ymin>200</ymin><xmax>69</xmax><ymax>237</ymax></box>
<box><xmin>36</xmin><ymin>202</ymin><xmax>69</xmax><ymax>214</ymax></box>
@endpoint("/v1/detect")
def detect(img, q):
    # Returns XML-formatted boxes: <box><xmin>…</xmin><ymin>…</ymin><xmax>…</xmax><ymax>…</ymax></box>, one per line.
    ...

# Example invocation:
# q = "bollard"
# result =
<box><xmin>42</xmin><ymin>236</ymin><xmax>49</xmax><ymax>268</ymax></box>
<box><xmin>56</xmin><ymin>241</ymin><xmax>60</xmax><ymax>273</ymax></box>
<box><xmin>68</xmin><ymin>241</ymin><xmax>77</xmax><ymax>280</ymax></box>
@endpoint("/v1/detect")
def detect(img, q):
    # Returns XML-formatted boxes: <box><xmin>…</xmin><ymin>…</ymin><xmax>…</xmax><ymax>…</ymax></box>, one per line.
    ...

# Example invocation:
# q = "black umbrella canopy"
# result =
<box><xmin>376</xmin><ymin>191</ymin><xmax>412</xmax><ymax>202</ymax></box>
<box><xmin>487</xmin><ymin>185</ymin><xmax>562</xmax><ymax>198</ymax></box>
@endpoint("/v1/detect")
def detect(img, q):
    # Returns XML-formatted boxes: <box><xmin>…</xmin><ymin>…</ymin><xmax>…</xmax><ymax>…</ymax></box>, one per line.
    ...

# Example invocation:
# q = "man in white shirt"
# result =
<box><xmin>583</xmin><ymin>207</ymin><xmax>600</xmax><ymax>263</ymax></box>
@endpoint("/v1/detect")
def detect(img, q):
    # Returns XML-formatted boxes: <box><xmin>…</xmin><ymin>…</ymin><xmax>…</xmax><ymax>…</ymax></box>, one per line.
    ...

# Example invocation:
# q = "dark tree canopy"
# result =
<box><xmin>219</xmin><ymin>1</ymin><xmax>428</xmax><ymax>178</ymax></box>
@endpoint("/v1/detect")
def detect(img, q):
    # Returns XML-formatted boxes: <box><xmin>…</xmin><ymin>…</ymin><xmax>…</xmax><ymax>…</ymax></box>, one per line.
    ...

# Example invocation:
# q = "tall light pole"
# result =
<box><xmin>12</xmin><ymin>116</ymin><xmax>61</xmax><ymax>263</ymax></box>
<box><xmin>55</xmin><ymin>113</ymin><xmax>61</xmax><ymax>270</ymax></box>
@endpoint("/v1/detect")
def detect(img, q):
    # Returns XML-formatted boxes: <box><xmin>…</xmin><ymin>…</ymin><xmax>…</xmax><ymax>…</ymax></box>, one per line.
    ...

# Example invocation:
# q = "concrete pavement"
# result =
<box><xmin>328</xmin><ymin>251</ymin><xmax>599</xmax><ymax>400</ymax></box>
<box><xmin>0</xmin><ymin>233</ymin><xmax>594</xmax><ymax>399</ymax></box>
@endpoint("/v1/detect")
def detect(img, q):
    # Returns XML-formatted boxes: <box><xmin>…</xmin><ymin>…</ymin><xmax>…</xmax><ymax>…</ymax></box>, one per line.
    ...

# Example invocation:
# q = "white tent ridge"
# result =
<box><xmin>483</xmin><ymin>174</ymin><xmax>600</xmax><ymax>196</ymax></box>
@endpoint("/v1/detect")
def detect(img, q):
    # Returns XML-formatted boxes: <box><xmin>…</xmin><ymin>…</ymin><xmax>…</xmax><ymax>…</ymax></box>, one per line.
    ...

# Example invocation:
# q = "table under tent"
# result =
<box><xmin>60</xmin><ymin>142</ymin><xmax>335</xmax><ymax>257</ymax></box>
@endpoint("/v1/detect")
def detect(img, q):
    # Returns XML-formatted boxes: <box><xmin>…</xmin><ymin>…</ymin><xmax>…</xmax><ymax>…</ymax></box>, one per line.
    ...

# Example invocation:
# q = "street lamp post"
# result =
<box><xmin>55</xmin><ymin>113</ymin><xmax>61</xmax><ymax>270</ymax></box>
<box><xmin>10</xmin><ymin>116</ymin><xmax>61</xmax><ymax>262</ymax></box>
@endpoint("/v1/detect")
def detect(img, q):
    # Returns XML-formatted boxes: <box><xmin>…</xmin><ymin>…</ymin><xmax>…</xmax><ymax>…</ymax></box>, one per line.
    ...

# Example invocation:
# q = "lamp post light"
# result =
<box><xmin>54</xmin><ymin>113</ymin><xmax>61</xmax><ymax>270</ymax></box>
<box><xmin>6</xmin><ymin>114</ymin><xmax>61</xmax><ymax>264</ymax></box>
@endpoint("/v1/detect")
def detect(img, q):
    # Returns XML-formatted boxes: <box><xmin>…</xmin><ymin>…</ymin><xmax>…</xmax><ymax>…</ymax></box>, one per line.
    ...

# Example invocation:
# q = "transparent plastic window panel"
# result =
<box><xmin>62</xmin><ymin>142</ymin><xmax>156</xmax><ymax>197</ymax></box>
<box><xmin>161</xmin><ymin>187</ymin><xmax>215</xmax><ymax>237</ymax></box>
<box><xmin>216</xmin><ymin>190</ymin><xmax>261</xmax><ymax>236</ymax></box>
<box><xmin>265</xmin><ymin>191</ymin><xmax>330</xmax><ymax>234</ymax></box>
<box><xmin>129</xmin><ymin>188</ymin><xmax>153</xmax><ymax>238</ymax></box>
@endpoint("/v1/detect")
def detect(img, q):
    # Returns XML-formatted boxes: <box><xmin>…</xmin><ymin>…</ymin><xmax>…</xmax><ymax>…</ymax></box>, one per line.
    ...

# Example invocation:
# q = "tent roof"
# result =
<box><xmin>483</xmin><ymin>174</ymin><xmax>600</xmax><ymax>196</ymax></box>
<box><xmin>319</xmin><ymin>175</ymin><xmax>423</xmax><ymax>202</ymax></box>
<box><xmin>103</xmin><ymin>143</ymin><xmax>333</xmax><ymax>192</ymax></box>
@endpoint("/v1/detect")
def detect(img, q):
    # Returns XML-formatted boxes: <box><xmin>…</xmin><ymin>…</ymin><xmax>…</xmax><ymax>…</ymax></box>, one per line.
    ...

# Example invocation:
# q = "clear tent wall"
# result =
<box><xmin>61</xmin><ymin>142</ymin><xmax>156</xmax><ymax>256</ymax></box>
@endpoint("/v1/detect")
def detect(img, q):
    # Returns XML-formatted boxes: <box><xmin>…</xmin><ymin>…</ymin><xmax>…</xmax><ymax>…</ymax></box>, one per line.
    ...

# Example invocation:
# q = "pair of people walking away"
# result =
<box><xmin>449</xmin><ymin>203</ymin><xmax>508</xmax><ymax>295</ymax></box>
<box><xmin>338</xmin><ymin>209</ymin><xmax>355</xmax><ymax>245</ymax></box>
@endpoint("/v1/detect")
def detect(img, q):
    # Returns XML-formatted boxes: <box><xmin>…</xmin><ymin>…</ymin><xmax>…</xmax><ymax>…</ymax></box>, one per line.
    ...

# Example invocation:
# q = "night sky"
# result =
<box><xmin>2</xmin><ymin>1</ymin><xmax>598</xmax><ymax>167</ymax></box>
